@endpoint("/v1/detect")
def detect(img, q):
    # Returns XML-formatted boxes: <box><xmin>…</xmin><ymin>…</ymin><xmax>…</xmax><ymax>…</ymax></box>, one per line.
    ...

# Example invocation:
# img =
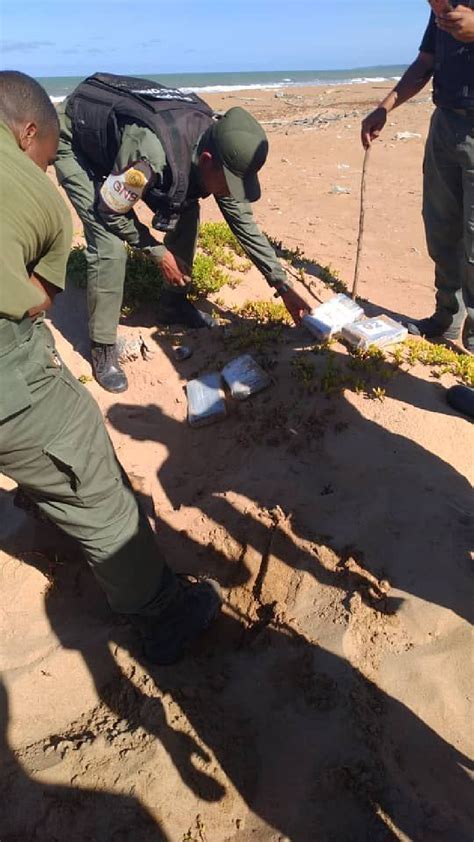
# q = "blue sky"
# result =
<box><xmin>0</xmin><ymin>0</ymin><xmax>431</xmax><ymax>77</ymax></box>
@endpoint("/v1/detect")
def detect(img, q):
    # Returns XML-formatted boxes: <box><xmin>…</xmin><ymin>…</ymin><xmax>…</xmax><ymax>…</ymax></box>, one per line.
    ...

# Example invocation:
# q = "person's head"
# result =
<box><xmin>198</xmin><ymin>107</ymin><xmax>269</xmax><ymax>202</ymax></box>
<box><xmin>0</xmin><ymin>70</ymin><xmax>59</xmax><ymax>171</ymax></box>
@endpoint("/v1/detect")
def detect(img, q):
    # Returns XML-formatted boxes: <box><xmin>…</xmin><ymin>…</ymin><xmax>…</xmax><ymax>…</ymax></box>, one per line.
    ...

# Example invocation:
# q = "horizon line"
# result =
<box><xmin>33</xmin><ymin>63</ymin><xmax>409</xmax><ymax>80</ymax></box>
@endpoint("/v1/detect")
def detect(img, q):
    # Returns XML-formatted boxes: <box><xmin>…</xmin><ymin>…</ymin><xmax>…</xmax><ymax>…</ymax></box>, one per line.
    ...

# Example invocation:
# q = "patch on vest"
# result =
<box><xmin>131</xmin><ymin>86</ymin><xmax>196</xmax><ymax>103</ymax></box>
<box><xmin>100</xmin><ymin>163</ymin><xmax>152</xmax><ymax>214</ymax></box>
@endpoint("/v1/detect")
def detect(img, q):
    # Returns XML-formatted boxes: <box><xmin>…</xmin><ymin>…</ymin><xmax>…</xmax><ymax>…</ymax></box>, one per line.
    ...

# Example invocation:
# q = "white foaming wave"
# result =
<box><xmin>49</xmin><ymin>83</ymin><xmax>289</xmax><ymax>102</ymax></box>
<box><xmin>49</xmin><ymin>74</ymin><xmax>403</xmax><ymax>104</ymax></box>
<box><xmin>180</xmin><ymin>82</ymin><xmax>286</xmax><ymax>94</ymax></box>
<box><xmin>349</xmin><ymin>76</ymin><xmax>390</xmax><ymax>84</ymax></box>
<box><xmin>348</xmin><ymin>76</ymin><xmax>400</xmax><ymax>84</ymax></box>
<box><xmin>182</xmin><ymin>77</ymin><xmax>395</xmax><ymax>93</ymax></box>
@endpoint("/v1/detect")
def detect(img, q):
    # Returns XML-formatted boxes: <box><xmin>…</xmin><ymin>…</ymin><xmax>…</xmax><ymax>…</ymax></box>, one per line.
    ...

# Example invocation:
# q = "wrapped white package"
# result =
<box><xmin>342</xmin><ymin>315</ymin><xmax>408</xmax><ymax>350</ymax></box>
<box><xmin>302</xmin><ymin>294</ymin><xmax>364</xmax><ymax>340</ymax></box>
<box><xmin>222</xmin><ymin>354</ymin><xmax>270</xmax><ymax>400</ymax></box>
<box><xmin>186</xmin><ymin>373</ymin><xmax>226</xmax><ymax>427</ymax></box>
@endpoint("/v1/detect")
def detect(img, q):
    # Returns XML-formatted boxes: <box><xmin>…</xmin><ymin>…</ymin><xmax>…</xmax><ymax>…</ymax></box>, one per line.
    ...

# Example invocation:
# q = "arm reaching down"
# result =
<box><xmin>216</xmin><ymin>196</ymin><xmax>311</xmax><ymax>323</ymax></box>
<box><xmin>28</xmin><ymin>273</ymin><xmax>59</xmax><ymax>315</ymax></box>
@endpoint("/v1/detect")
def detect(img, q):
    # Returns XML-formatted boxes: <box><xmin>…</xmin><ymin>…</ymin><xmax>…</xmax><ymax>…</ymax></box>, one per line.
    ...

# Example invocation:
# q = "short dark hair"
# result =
<box><xmin>0</xmin><ymin>70</ymin><xmax>59</xmax><ymax>135</ymax></box>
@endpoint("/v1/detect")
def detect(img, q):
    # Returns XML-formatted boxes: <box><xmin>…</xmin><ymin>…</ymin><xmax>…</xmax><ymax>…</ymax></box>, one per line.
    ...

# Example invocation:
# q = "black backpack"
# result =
<box><xmin>66</xmin><ymin>72</ymin><xmax>215</xmax><ymax>229</ymax></box>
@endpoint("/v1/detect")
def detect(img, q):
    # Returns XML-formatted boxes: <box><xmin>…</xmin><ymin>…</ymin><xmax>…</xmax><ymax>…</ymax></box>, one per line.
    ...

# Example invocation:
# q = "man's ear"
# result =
<box><xmin>18</xmin><ymin>121</ymin><xmax>38</xmax><ymax>151</ymax></box>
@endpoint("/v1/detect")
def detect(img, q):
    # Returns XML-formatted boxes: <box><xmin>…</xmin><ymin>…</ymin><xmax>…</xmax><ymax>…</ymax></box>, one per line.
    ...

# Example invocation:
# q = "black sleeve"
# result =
<box><xmin>420</xmin><ymin>12</ymin><xmax>436</xmax><ymax>54</ymax></box>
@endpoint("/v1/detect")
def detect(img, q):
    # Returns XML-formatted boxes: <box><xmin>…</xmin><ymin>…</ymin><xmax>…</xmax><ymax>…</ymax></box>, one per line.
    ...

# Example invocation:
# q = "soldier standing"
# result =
<box><xmin>0</xmin><ymin>71</ymin><xmax>221</xmax><ymax>664</ymax></box>
<box><xmin>361</xmin><ymin>1</ymin><xmax>474</xmax><ymax>417</ymax></box>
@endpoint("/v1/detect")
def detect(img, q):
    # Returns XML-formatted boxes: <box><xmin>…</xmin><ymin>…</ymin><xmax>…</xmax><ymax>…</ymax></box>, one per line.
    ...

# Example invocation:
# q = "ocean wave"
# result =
<box><xmin>49</xmin><ymin>83</ymin><xmax>285</xmax><ymax>102</ymax></box>
<box><xmin>180</xmin><ymin>82</ymin><xmax>286</xmax><ymax>94</ymax></box>
<box><xmin>347</xmin><ymin>75</ymin><xmax>400</xmax><ymax>84</ymax></box>
<box><xmin>185</xmin><ymin>77</ymin><xmax>397</xmax><ymax>93</ymax></box>
<box><xmin>49</xmin><ymin>73</ymin><xmax>402</xmax><ymax>104</ymax></box>
<box><xmin>349</xmin><ymin>76</ymin><xmax>389</xmax><ymax>83</ymax></box>
<box><xmin>183</xmin><ymin>75</ymin><xmax>401</xmax><ymax>93</ymax></box>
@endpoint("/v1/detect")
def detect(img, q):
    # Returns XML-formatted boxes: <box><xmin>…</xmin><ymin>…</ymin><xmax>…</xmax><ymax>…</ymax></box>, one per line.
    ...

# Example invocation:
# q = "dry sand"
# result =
<box><xmin>0</xmin><ymin>82</ymin><xmax>473</xmax><ymax>841</ymax></box>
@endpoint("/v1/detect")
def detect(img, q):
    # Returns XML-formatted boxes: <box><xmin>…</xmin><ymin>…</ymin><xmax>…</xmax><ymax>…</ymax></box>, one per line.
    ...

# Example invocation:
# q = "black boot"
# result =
<box><xmin>91</xmin><ymin>343</ymin><xmax>128</xmax><ymax>393</ymax></box>
<box><xmin>406</xmin><ymin>316</ymin><xmax>460</xmax><ymax>342</ymax></box>
<box><xmin>157</xmin><ymin>289</ymin><xmax>216</xmax><ymax>329</ymax></box>
<box><xmin>137</xmin><ymin>575</ymin><xmax>222</xmax><ymax>665</ymax></box>
<box><xmin>446</xmin><ymin>385</ymin><xmax>474</xmax><ymax>419</ymax></box>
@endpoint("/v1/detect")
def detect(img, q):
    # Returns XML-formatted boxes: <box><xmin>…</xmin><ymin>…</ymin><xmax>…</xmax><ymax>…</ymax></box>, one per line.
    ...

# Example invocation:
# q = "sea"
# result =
<box><xmin>38</xmin><ymin>66</ymin><xmax>406</xmax><ymax>103</ymax></box>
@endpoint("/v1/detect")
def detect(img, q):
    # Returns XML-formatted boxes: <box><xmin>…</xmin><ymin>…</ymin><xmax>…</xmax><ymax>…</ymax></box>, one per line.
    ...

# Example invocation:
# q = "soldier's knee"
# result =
<box><xmin>85</xmin><ymin>233</ymin><xmax>127</xmax><ymax>264</ymax></box>
<box><xmin>97</xmin><ymin>238</ymin><xmax>127</xmax><ymax>262</ymax></box>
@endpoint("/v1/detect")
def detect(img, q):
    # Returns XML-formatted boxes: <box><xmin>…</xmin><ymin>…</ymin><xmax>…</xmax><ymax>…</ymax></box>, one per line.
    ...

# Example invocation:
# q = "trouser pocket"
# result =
<box><xmin>0</xmin><ymin>369</ymin><xmax>32</xmax><ymax>422</ymax></box>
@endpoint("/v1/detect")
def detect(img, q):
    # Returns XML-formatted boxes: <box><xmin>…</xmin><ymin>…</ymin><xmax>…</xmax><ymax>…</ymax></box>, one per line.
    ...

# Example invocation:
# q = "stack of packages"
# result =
<box><xmin>185</xmin><ymin>297</ymin><xmax>408</xmax><ymax>427</ymax></box>
<box><xmin>302</xmin><ymin>294</ymin><xmax>407</xmax><ymax>349</ymax></box>
<box><xmin>186</xmin><ymin>354</ymin><xmax>270</xmax><ymax>427</ymax></box>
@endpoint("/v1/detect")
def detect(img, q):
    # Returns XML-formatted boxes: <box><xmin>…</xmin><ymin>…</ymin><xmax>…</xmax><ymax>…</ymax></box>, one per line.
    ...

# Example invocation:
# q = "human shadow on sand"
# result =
<box><xmin>106</xmin><ymin>343</ymin><xmax>473</xmax><ymax>626</ymax></box>
<box><xmin>0</xmin><ymin>675</ymin><xmax>168</xmax><ymax>842</ymax></box>
<box><xmin>1</xmin><ymin>332</ymin><xmax>472</xmax><ymax>838</ymax></box>
<box><xmin>2</xmin><ymin>507</ymin><xmax>473</xmax><ymax>842</ymax></box>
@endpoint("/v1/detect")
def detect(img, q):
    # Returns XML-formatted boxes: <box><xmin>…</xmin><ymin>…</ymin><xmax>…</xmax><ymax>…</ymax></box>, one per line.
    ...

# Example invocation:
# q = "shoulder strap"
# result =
<box><xmin>85</xmin><ymin>72</ymin><xmax>212</xmax><ymax>112</ymax></box>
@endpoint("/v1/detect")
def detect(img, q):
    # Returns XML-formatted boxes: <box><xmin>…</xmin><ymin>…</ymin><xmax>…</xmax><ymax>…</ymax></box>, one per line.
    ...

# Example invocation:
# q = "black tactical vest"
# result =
<box><xmin>65</xmin><ymin>73</ymin><xmax>215</xmax><ymax>229</ymax></box>
<box><xmin>432</xmin><ymin>3</ymin><xmax>474</xmax><ymax>110</ymax></box>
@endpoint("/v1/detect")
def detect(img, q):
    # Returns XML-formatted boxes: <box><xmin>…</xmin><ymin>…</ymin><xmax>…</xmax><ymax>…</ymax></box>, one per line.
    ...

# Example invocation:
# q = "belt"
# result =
<box><xmin>0</xmin><ymin>316</ymin><xmax>35</xmax><ymax>355</ymax></box>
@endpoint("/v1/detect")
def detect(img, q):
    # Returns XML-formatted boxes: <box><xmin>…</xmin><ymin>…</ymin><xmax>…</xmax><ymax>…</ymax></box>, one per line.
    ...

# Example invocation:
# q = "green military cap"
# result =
<box><xmin>212</xmin><ymin>107</ymin><xmax>269</xmax><ymax>203</ymax></box>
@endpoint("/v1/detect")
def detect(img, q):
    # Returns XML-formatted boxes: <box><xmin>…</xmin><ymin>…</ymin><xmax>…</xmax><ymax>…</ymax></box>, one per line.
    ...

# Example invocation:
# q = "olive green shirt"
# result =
<box><xmin>0</xmin><ymin>122</ymin><xmax>73</xmax><ymax>320</ymax></box>
<box><xmin>56</xmin><ymin>107</ymin><xmax>287</xmax><ymax>289</ymax></box>
<box><xmin>113</xmin><ymin>124</ymin><xmax>288</xmax><ymax>288</ymax></box>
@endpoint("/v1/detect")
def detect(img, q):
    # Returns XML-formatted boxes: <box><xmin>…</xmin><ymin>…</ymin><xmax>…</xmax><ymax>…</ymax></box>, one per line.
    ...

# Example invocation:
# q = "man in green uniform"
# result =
<box><xmin>0</xmin><ymin>70</ymin><xmax>221</xmax><ymax>664</ymax></box>
<box><xmin>361</xmin><ymin>1</ymin><xmax>474</xmax><ymax>418</ymax></box>
<box><xmin>55</xmin><ymin>73</ymin><xmax>310</xmax><ymax>392</ymax></box>
<box><xmin>361</xmin><ymin>1</ymin><xmax>474</xmax><ymax>353</ymax></box>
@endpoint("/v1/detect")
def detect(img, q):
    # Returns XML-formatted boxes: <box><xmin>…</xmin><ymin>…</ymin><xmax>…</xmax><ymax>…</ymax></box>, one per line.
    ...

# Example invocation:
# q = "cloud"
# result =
<box><xmin>1</xmin><ymin>40</ymin><xmax>54</xmax><ymax>53</ymax></box>
<box><xmin>60</xmin><ymin>43</ymin><xmax>117</xmax><ymax>56</ymax></box>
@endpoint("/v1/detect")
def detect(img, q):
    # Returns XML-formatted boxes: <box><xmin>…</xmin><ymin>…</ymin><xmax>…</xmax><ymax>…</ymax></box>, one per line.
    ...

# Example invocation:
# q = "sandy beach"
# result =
<box><xmin>1</xmin><ymin>81</ymin><xmax>473</xmax><ymax>841</ymax></box>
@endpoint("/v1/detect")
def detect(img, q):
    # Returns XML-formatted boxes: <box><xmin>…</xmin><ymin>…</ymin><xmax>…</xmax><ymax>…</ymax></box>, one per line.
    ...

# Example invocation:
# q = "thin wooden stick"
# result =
<box><xmin>352</xmin><ymin>145</ymin><xmax>372</xmax><ymax>300</ymax></box>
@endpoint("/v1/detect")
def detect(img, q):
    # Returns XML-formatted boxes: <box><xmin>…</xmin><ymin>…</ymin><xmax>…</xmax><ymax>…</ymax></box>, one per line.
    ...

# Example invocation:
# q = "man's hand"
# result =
<box><xmin>280</xmin><ymin>288</ymin><xmax>311</xmax><ymax>325</ymax></box>
<box><xmin>436</xmin><ymin>5</ymin><xmax>474</xmax><ymax>42</ymax></box>
<box><xmin>157</xmin><ymin>249</ymin><xmax>190</xmax><ymax>288</ymax></box>
<box><xmin>361</xmin><ymin>107</ymin><xmax>388</xmax><ymax>150</ymax></box>
<box><xmin>28</xmin><ymin>273</ymin><xmax>58</xmax><ymax>315</ymax></box>
<box><xmin>360</xmin><ymin>54</ymin><xmax>433</xmax><ymax>148</ymax></box>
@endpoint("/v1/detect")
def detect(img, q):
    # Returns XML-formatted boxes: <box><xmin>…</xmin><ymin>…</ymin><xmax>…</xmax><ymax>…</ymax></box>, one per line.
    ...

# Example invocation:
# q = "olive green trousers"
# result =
<box><xmin>423</xmin><ymin>107</ymin><xmax>474</xmax><ymax>338</ymax></box>
<box><xmin>0</xmin><ymin>316</ymin><xmax>175</xmax><ymax>615</ymax></box>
